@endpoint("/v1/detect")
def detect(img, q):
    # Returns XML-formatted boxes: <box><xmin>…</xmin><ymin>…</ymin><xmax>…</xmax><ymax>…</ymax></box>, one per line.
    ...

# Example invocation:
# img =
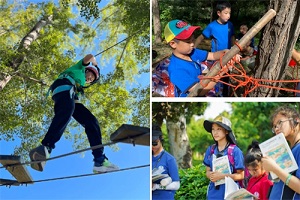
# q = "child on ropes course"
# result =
<box><xmin>29</xmin><ymin>54</ymin><xmax>119</xmax><ymax>173</ymax></box>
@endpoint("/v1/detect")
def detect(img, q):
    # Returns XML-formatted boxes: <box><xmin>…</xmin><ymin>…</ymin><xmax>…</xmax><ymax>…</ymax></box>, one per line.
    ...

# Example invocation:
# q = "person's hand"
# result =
<box><xmin>209</xmin><ymin>171</ymin><xmax>223</xmax><ymax>182</ymax></box>
<box><xmin>223</xmin><ymin>54</ymin><xmax>241</xmax><ymax>72</ymax></box>
<box><xmin>91</xmin><ymin>56</ymin><xmax>97</xmax><ymax>66</ymax></box>
<box><xmin>234</xmin><ymin>54</ymin><xmax>242</xmax><ymax>63</ymax></box>
<box><xmin>83</xmin><ymin>54</ymin><xmax>97</xmax><ymax>66</ymax></box>
<box><xmin>152</xmin><ymin>183</ymin><xmax>159</xmax><ymax>191</ymax></box>
<box><xmin>212</xmin><ymin>74</ymin><xmax>221</xmax><ymax>82</ymax></box>
<box><xmin>261</xmin><ymin>156</ymin><xmax>279</xmax><ymax>172</ymax></box>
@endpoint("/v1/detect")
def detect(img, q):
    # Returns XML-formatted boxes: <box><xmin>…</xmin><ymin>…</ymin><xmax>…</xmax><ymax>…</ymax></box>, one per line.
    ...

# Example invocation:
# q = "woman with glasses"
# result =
<box><xmin>152</xmin><ymin>125</ymin><xmax>180</xmax><ymax>200</ymax></box>
<box><xmin>262</xmin><ymin>106</ymin><xmax>300</xmax><ymax>199</ymax></box>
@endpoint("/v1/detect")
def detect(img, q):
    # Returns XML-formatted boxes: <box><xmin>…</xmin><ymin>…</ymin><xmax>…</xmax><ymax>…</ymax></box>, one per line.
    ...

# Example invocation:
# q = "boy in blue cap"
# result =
<box><xmin>29</xmin><ymin>54</ymin><xmax>119</xmax><ymax>173</ymax></box>
<box><xmin>164</xmin><ymin>19</ymin><xmax>239</xmax><ymax>97</ymax></box>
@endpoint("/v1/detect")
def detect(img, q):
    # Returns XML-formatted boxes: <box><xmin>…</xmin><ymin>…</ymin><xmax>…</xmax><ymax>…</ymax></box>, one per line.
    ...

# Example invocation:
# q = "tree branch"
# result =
<box><xmin>15</xmin><ymin>72</ymin><xmax>48</xmax><ymax>86</ymax></box>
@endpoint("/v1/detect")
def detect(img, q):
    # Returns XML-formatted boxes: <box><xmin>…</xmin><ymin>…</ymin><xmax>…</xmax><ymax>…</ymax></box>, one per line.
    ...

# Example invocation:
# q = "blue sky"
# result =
<box><xmin>0</xmin><ymin>138</ymin><xmax>150</xmax><ymax>200</ymax></box>
<box><xmin>0</xmin><ymin>0</ymin><xmax>150</xmax><ymax>199</ymax></box>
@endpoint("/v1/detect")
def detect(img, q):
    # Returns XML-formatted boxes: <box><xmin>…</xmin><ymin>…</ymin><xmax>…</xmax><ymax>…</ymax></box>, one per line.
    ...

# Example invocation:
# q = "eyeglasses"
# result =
<box><xmin>272</xmin><ymin>118</ymin><xmax>293</xmax><ymax>133</ymax></box>
<box><xmin>152</xmin><ymin>141</ymin><xmax>158</xmax><ymax>146</ymax></box>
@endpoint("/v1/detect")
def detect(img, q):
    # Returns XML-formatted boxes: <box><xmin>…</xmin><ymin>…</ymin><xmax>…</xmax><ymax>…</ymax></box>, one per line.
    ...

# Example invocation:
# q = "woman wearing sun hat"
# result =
<box><xmin>203</xmin><ymin>115</ymin><xmax>245</xmax><ymax>199</ymax></box>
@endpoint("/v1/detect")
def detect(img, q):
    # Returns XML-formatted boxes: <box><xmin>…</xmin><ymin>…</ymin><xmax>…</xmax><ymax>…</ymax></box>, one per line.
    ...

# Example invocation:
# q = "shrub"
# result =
<box><xmin>175</xmin><ymin>164</ymin><xmax>209</xmax><ymax>200</ymax></box>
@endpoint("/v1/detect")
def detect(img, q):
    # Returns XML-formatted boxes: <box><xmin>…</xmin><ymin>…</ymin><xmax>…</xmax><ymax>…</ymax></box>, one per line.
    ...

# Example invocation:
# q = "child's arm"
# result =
<box><xmin>194</xmin><ymin>34</ymin><xmax>205</xmax><ymax>49</ymax></box>
<box><xmin>206</xmin><ymin>166</ymin><xmax>212</xmax><ymax>179</ymax></box>
<box><xmin>189</xmin><ymin>77</ymin><xmax>221</xmax><ymax>96</ymax></box>
<box><xmin>292</xmin><ymin>49</ymin><xmax>300</xmax><ymax>65</ymax></box>
<box><xmin>227</xmin><ymin>169</ymin><xmax>244</xmax><ymax>181</ymax></box>
<box><xmin>207</xmin><ymin>49</ymin><xmax>228</xmax><ymax>60</ymax></box>
<box><xmin>83</xmin><ymin>54</ymin><xmax>97</xmax><ymax>66</ymax></box>
<box><xmin>262</xmin><ymin>156</ymin><xmax>300</xmax><ymax>194</ymax></box>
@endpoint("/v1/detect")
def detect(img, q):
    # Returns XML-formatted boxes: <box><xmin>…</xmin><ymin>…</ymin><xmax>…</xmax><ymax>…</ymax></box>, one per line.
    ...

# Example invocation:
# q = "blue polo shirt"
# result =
<box><xmin>202</xmin><ymin>20</ymin><xmax>234</xmax><ymax>52</ymax></box>
<box><xmin>168</xmin><ymin>49</ymin><xmax>208</xmax><ymax>97</ymax></box>
<box><xmin>152</xmin><ymin>150</ymin><xmax>180</xmax><ymax>200</ymax></box>
<box><xmin>269</xmin><ymin>143</ymin><xmax>300</xmax><ymax>200</ymax></box>
<box><xmin>203</xmin><ymin>144</ymin><xmax>245</xmax><ymax>200</ymax></box>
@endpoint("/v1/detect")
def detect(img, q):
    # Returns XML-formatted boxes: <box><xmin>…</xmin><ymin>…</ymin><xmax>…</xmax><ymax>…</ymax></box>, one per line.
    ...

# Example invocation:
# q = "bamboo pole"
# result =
<box><xmin>188</xmin><ymin>9</ymin><xmax>277</xmax><ymax>97</ymax></box>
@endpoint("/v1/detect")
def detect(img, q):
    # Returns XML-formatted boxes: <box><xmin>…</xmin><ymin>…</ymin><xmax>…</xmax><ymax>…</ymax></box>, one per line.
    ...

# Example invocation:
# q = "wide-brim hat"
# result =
<box><xmin>164</xmin><ymin>19</ymin><xmax>200</xmax><ymax>43</ymax></box>
<box><xmin>204</xmin><ymin>116</ymin><xmax>237</xmax><ymax>145</ymax></box>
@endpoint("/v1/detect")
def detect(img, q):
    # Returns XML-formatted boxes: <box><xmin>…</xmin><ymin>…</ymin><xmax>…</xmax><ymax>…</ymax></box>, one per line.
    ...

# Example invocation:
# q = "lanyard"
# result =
<box><xmin>153</xmin><ymin>150</ymin><xmax>165</xmax><ymax>169</ymax></box>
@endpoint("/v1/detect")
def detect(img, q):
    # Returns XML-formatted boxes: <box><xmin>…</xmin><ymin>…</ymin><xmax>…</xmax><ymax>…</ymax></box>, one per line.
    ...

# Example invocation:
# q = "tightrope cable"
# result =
<box><xmin>0</xmin><ymin>164</ymin><xmax>149</xmax><ymax>186</ymax></box>
<box><xmin>93</xmin><ymin>27</ymin><xmax>143</xmax><ymax>58</ymax></box>
<box><xmin>0</xmin><ymin>133</ymin><xmax>148</xmax><ymax>169</ymax></box>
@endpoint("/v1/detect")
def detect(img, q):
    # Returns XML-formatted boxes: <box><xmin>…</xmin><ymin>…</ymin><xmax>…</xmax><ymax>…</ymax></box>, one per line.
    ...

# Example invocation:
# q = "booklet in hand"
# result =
<box><xmin>212</xmin><ymin>155</ymin><xmax>231</xmax><ymax>186</ymax></box>
<box><xmin>224</xmin><ymin>176</ymin><xmax>257</xmax><ymax>200</ymax></box>
<box><xmin>259</xmin><ymin>132</ymin><xmax>298</xmax><ymax>180</ymax></box>
<box><xmin>152</xmin><ymin>166</ymin><xmax>169</xmax><ymax>182</ymax></box>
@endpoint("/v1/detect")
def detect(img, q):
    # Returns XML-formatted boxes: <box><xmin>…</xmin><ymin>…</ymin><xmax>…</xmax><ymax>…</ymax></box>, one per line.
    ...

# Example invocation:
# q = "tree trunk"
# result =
<box><xmin>166</xmin><ymin>115</ymin><xmax>192</xmax><ymax>169</ymax></box>
<box><xmin>0</xmin><ymin>74</ymin><xmax>12</xmax><ymax>91</ymax></box>
<box><xmin>0</xmin><ymin>15</ymin><xmax>53</xmax><ymax>92</ymax></box>
<box><xmin>152</xmin><ymin>0</ymin><xmax>162</xmax><ymax>44</ymax></box>
<box><xmin>251</xmin><ymin>0</ymin><xmax>300</xmax><ymax>97</ymax></box>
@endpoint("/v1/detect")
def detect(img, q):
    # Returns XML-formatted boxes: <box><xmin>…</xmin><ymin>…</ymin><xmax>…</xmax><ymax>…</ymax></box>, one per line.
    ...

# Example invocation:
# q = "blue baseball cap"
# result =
<box><xmin>164</xmin><ymin>19</ymin><xmax>200</xmax><ymax>43</ymax></box>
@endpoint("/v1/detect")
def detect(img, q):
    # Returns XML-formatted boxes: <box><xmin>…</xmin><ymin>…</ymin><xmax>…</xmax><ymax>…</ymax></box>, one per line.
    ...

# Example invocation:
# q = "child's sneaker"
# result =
<box><xmin>93</xmin><ymin>158</ymin><xmax>119</xmax><ymax>173</ymax></box>
<box><xmin>29</xmin><ymin>145</ymin><xmax>51</xmax><ymax>172</ymax></box>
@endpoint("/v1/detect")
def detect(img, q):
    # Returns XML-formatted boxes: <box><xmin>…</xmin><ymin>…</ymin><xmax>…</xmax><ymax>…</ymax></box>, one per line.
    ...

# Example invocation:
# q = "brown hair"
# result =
<box><xmin>271</xmin><ymin>106</ymin><xmax>300</xmax><ymax>127</ymax></box>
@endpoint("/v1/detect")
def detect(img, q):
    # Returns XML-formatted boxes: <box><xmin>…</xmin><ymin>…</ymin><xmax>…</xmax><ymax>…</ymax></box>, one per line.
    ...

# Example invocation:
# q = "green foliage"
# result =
<box><xmin>175</xmin><ymin>164</ymin><xmax>209</xmax><ymax>200</ymax></box>
<box><xmin>62</xmin><ymin>0</ymin><xmax>102</xmax><ymax>21</ymax></box>
<box><xmin>152</xmin><ymin>102</ymin><xmax>208</xmax><ymax>126</ymax></box>
<box><xmin>187</xmin><ymin>117</ymin><xmax>214</xmax><ymax>165</ymax></box>
<box><xmin>157</xmin><ymin>0</ymin><xmax>270</xmax><ymax>44</ymax></box>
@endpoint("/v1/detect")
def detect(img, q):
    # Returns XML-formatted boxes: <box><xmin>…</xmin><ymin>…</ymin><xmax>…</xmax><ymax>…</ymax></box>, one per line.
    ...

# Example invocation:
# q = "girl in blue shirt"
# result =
<box><xmin>203</xmin><ymin>115</ymin><xmax>244</xmax><ymax>199</ymax></box>
<box><xmin>262</xmin><ymin>106</ymin><xmax>300</xmax><ymax>200</ymax></box>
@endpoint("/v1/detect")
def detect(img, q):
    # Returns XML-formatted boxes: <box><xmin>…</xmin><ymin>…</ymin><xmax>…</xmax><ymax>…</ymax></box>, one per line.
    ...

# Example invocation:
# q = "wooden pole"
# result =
<box><xmin>188</xmin><ymin>9</ymin><xmax>277</xmax><ymax>97</ymax></box>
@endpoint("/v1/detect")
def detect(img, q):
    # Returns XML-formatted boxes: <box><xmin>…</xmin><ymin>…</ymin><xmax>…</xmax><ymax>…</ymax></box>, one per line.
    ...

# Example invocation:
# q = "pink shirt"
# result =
<box><xmin>246</xmin><ymin>172</ymin><xmax>273</xmax><ymax>200</ymax></box>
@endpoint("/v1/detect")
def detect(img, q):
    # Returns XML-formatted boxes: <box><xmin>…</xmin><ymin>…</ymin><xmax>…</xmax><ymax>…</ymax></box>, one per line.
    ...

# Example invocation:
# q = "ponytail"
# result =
<box><xmin>245</xmin><ymin>140</ymin><xmax>262</xmax><ymax>167</ymax></box>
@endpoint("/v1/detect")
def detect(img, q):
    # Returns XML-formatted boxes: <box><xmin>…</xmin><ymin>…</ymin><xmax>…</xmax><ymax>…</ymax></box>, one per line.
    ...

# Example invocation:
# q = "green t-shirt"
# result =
<box><xmin>59</xmin><ymin>59</ymin><xmax>89</xmax><ymax>86</ymax></box>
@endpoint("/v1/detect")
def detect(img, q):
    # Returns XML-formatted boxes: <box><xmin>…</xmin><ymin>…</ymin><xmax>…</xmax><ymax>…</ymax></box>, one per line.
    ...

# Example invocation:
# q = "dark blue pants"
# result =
<box><xmin>42</xmin><ymin>79</ymin><xmax>104</xmax><ymax>160</ymax></box>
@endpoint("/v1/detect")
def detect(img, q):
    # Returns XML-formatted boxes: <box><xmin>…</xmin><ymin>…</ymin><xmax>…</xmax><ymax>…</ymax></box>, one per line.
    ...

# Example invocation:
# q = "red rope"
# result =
<box><xmin>204</xmin><ymin>53</ymin><xmax>300</xmax><ymax>96</ymax></box>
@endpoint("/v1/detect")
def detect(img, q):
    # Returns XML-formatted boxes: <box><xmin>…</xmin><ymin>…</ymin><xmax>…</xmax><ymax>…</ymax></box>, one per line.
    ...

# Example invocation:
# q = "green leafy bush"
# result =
<box><xmin>175</xmin><ymin>164</ymin><xmax>209</xmax><ymax>200</ymax></box>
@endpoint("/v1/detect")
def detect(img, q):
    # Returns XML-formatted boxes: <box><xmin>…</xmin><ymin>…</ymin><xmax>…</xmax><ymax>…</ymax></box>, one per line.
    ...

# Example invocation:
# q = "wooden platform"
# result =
<box><xmin>0</xmin><ymin>155</ymin><xmax>33</xmax><ymax>185</ymax></box>
<box><xmin>110</xmin><ymin>124</ymin><xmax>150</xmax><ymax>146</ymax></box>
<box><xmin>0</xmin><ymin>178</ymin><xmax>20</xmax><ymax>186</ymax></box>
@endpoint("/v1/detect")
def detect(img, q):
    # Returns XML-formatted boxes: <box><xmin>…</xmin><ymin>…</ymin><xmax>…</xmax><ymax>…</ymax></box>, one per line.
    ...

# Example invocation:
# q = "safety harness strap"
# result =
<box><xmin>52</xmin><ymin>85</ymin><xmax>74</xmax><ymax>99</ymax></box>
<box><xmin>45</xmin><ymin>74</ymin><xmax>77</xmax><ymax>99</ymax></box>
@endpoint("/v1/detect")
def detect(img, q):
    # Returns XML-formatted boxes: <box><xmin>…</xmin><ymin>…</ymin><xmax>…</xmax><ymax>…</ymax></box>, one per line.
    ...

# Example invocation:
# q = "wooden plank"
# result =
<box><xmin>0</xmin><ymin>155</ymin><xmax>33</xmax><ymax>184</ymax></box>
<box><xmin>110</xmin><ymin>124</ymin><xmax>150</xmax><ymax>146</ymax></box>
<box><xmin>0</xmin><ymin>178</ymin><xmax>20</xmax><ymax>186</ymax></box>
